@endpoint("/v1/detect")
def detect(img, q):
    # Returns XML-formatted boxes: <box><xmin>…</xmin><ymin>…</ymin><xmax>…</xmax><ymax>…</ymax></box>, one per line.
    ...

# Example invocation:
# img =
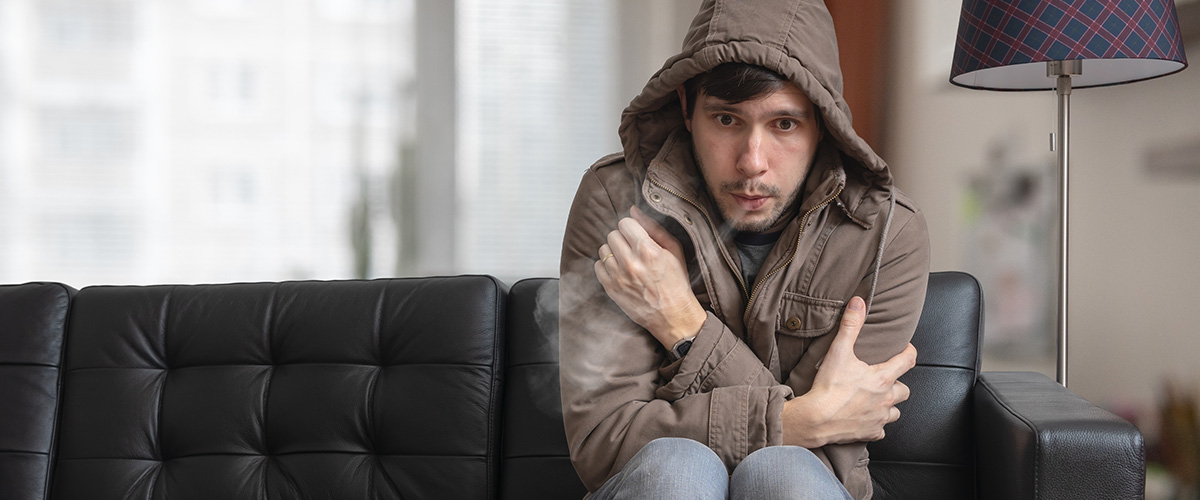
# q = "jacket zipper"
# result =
<box><xmin>647</xmin><ymin>175</ymin><xmax>750</xmax><ymax>300</ymax></box>
<box><xmin>741</xmin><ymin>186</ymin><xmax>844</xmax><ymax>326</ymax></box>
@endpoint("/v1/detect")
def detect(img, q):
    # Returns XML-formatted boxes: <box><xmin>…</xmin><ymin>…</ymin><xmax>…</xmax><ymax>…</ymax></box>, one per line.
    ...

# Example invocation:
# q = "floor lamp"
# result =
<box><xmin>949</xmin><ymin>0</ymin><xmax>1187</xmax><ymax>387</ymax></box>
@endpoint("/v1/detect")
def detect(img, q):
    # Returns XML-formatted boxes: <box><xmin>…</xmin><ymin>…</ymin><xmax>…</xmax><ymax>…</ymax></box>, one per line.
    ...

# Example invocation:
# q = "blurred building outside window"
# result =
<box><xmin>0</xmin><ymin>0</ymin><xmax>413</xmax><ymax>286</ymax></box>
<box><xmin>1</xmin><ymin>0</ymin><xmax>621</xmax><ymax>287</ymax></box>
<box><xmin>455</xmin><ymin>0</ymin><xmax>619</xmax><ymax>283</ymax></box>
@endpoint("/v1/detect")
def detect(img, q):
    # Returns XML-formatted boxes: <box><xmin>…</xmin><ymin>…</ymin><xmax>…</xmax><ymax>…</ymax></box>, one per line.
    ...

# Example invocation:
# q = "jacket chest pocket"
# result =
<box><xmin>776</xmin><ymin>292</ymin><xmax>844</xmax><ymax>338</ymax></box>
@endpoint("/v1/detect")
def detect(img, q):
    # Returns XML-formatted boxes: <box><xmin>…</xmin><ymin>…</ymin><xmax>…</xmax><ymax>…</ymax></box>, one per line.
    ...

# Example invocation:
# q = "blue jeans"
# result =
<box><xmin>590</xmin><ymin>437</ymin><xmax>854</xmax><ymax>499</ymax></box>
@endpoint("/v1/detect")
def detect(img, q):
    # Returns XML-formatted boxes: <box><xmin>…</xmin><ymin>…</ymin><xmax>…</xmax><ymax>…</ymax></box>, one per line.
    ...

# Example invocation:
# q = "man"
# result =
<box><xmin>559</xmin><ymin>0</ymin><xmax>929</xmax><ymax>498</ymax></box>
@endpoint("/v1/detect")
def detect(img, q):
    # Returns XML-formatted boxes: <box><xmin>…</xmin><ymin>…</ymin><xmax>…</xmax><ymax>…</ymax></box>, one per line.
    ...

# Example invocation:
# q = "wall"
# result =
<box><xmin>886</xmin><ymin>0</ymin><xmax>1200</xmax><ymax>421</ymax></box>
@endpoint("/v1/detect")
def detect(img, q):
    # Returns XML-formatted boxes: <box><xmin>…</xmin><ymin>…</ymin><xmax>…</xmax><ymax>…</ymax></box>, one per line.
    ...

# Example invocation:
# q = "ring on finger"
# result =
<box><xmin>601</xmin><ymin>253</ymin><xmax>615</xmax><ymax>263</ymax></box>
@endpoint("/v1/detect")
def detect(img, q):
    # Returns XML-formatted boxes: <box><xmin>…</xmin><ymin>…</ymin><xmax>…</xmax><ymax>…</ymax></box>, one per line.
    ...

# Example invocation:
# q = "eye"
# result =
<box><xmin>777</xmin><ymin>119</ymin><xmax>796</xmax><ymax>131</ymax></box>
<box><xmin>716</xmin><ymin>114</ymin><xmax>735</xmax><ymax>126</ymax></box>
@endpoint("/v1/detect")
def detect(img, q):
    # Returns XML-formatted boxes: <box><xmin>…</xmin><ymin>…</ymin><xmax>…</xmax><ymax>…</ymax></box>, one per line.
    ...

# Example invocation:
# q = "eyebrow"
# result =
<box><xmin>701</xmin><ymin>102</ymin><xmax>812</xmax><ymax>120</ymax></box>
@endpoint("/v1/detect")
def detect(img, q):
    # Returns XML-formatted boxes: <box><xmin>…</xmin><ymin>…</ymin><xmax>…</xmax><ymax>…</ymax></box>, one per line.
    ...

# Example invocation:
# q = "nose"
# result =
<box><xmin>736</xmin><ymin>128</ymin><xmax>768</xmax><ymax>178</ymax></box>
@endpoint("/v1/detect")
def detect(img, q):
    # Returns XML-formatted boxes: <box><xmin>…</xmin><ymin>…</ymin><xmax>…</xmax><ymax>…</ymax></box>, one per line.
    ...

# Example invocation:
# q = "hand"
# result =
<box><xmin>594</xmin><ymin>206</ymin><xmax>705</xmax><ymax>348</ymax></box>
<box><xmin>781</xmin><ymin>297</ymin><xmax>916</xmax><ymax>448</ymax></box>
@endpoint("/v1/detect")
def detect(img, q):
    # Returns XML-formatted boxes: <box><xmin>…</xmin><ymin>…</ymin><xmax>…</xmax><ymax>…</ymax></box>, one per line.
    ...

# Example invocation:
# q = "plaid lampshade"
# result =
<box><xmin>951</xmin><ymin>0</ymin><xmax>1188</xmax><ymax>90</ymax></box>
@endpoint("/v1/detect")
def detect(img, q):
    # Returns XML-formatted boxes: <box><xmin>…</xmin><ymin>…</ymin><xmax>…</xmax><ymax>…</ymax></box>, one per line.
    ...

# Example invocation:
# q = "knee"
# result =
<box><xmin>738</xmin><ymin>445</ymin><xmax>826</xmax><ymax>474</ymax></box>
<box><xmin>731</xmin><ymin>446</ymin><xmax>848</xmax><ymax>499</ymax></box>
<box><xmin>627</xmin><ymin>438</ymin><xmax>726</xmax><ymax>476</ymax></box>
<box><xmin>620</xmin><ymin>438</ymin><xmax>727</xmax><ymax>498</ymax></box>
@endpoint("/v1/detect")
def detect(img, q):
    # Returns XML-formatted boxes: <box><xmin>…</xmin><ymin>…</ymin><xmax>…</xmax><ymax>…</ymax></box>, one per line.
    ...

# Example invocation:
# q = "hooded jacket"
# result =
<box><xmin>558</xmin><ymin>0</ymin><xmax>929</xmax><ymax>498</ymax></box>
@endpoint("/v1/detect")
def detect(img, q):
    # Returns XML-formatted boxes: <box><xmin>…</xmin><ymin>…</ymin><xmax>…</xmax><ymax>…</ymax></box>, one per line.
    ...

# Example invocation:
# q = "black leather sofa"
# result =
<box><xmin>1</xmin><ymin>272</ymin><xmax>1144</xmax><ymax>499</ymax></box>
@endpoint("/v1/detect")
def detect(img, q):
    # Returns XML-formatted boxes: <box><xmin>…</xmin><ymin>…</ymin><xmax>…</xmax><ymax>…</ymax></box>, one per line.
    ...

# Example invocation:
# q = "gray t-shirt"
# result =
<box><xmin>734</xmin><ymin>230</ymin><xmax>783</xmax><ymax>288</ymax></box>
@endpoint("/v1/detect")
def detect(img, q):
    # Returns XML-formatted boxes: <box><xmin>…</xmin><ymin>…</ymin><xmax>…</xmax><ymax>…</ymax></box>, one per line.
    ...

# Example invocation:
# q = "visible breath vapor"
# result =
<box><xmin>554</xmin><ymin>256</ymin><xmax>645</xmax><ymax>406</ymax></box>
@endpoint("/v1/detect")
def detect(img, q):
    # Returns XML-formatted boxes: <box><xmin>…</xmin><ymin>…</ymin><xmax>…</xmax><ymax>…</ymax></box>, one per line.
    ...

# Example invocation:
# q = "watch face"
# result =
<box><xmin>677</xmin><ymin>340</ymin><xmax>693</xmax><ymax>357</ymax></box>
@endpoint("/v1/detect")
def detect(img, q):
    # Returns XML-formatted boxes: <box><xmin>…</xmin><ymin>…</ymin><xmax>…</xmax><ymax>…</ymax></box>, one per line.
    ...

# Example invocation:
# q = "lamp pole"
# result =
<box><xmin>1048</xmin><ymin>59</ymin><xmax>1080</xmax><ymax>388</ymax></box>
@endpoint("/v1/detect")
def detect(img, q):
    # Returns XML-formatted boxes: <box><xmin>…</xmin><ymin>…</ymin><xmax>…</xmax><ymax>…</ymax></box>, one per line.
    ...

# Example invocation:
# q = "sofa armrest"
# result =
<box><xmin>975</xmin><ymin>371</ymin><xmax>1145</xmax><ymax>500</ymax></box>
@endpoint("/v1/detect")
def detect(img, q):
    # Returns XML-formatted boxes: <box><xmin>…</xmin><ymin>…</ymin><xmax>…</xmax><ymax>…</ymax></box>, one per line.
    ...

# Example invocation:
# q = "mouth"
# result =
<box><xmin>731</xmin><ymin>193</ymin><xmax>771</xmax><ymax>211</ymax></box>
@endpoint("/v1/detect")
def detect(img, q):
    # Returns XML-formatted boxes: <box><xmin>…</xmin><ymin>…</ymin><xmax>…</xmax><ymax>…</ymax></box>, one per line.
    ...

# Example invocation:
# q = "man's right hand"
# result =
<box><xmin>780</xmin><ymin>296</ymin><xmax>916</xmax><ymax>449</ymax></box>
<box><xmin>594</xmin><ymin>206</ymin><xmax>706</xmax><ymax>350</ymax></box>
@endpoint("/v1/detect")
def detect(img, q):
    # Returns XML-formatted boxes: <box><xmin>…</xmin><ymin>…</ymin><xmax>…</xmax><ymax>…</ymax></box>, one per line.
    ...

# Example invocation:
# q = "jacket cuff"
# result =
<box><xmin>655</xmin><ymin>312</ymin><xmax>780</xmax><ymax>401</ymax></box>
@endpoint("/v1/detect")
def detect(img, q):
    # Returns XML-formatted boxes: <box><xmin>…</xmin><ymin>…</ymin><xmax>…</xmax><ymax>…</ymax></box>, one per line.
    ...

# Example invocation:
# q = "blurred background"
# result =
<box><xmin>1</xmin><ymin>0</ymin><xmax>1198</xmax><ymax>495</ymax></box>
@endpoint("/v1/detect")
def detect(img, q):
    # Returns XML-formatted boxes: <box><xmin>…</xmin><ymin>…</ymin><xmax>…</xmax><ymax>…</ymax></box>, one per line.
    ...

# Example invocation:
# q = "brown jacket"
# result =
<box><xmin>558</xmin><ymin>0</ymin><xmax>929</xmax><ymax>498</ymax></box>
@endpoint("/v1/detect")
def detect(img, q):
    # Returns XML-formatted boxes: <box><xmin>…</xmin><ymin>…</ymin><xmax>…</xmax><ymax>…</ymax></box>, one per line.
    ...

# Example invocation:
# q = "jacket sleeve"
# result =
<box><xmin>850</xmin><ymin>200</ymin><xmax>930</xmax><ymax>366</ymax></box>
<box><xmin>559</xmin><ymin>168</ymin><xmax>793</xmax><ymax>491</ymax></box>
<box><xmin>820</xmin><ymin>199</ymin><xmax>931</xmax><ymax>500</ymax></box>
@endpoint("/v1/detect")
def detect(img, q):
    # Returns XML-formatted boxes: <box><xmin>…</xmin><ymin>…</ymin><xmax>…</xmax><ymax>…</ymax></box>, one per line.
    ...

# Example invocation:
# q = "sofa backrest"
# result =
<box><xmin>867</xmin><ymin>271</ymin><xmax>984</xmax><ymax>499</ymax></box>
<box><xmin>51</xmin><ymin>277</ymin><xmax>507</xmax><ymax>500</ymax></box>
<box><xmin>499</xmin><ymin>279</ymin><xmax>587</xmax><ymax>500</ymax></box>
<box><xmin>0</xmin><ymin>272</ymin><xmax>982</xmax><ymax>500</ymax></box>
<box><xmin>0</xmin><ymin>283</ymin><xmax>73</xmax><ymax>500</ymax></box>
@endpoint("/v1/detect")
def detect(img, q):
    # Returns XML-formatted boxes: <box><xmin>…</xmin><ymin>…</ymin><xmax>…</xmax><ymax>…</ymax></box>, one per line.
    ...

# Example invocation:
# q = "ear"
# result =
<box><xmin>676</xmin><ymin>85</ymin><xmax>692</xmax><ymax>132</ymax></box>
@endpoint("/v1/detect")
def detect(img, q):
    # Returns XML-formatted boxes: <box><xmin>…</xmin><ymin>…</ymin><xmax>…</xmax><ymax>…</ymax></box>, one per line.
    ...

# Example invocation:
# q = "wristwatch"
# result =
<box><xmin>670</xmin><ymin>336</ymin><xmax>696</xmax><ymax>361</ymax></box>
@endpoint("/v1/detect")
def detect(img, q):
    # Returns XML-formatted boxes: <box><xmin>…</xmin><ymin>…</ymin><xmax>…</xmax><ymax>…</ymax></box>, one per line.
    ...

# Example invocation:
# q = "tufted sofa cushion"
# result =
<box><xmin>51</xmin><ymin>277</ymin><xmax>506</xmax><ymax>500</ymax></box>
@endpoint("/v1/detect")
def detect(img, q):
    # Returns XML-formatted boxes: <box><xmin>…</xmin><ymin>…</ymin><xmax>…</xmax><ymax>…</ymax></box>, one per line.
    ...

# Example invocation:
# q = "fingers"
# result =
<box><xmin>878</xmin><ymin>343</ymin><xmax>918</xmax><ymax>380</ymax></box>
<box><xmin>841</xmin><ymin>296</ymin><xmax>866</xmax><ymax>328</ymax></box>
<box><xmin>630</xmin><ymin>206</ymin><xmax>681</xmax><ymax>254</ymax></box>
<box><xmin>593</xmin><ymin>254</ymin><xmax>613</xmax><ymax>286</ymax></box>
<box><xmin>616</xmin><ymin>216</ymin><xmax>656</xmax><ymax>255</ymax></box>
<box><xmin>606</xmin><ymin>226</ymin><xmax>635</xmax><ymax>264</ymax></box>
<box><xmin>601</xmin><ymin>207</ymin><xmax>684</xmax><ymax>271</ymax></box>
<box><xmin>827</xmin><ymin>296</ymin><xmax>866</xmax><ymax>358</ymax></box>
<box><xmin>628</xmin><ymin>205</ymin><xmax>658</xmax><ymax>234</ymax></box>
<box><xmin>597</xmin><ymin>243</ymin><xmax>614</xmax><ymax>263</ymax></box>
<box><xmin>892</xmin><ymin>380</ymin><xmax>911</xmax><ymax>405</ymax></box>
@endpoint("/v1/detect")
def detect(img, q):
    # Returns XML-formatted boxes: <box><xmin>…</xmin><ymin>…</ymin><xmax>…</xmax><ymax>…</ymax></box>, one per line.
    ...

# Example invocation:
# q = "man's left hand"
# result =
<box><xmin>594</xmin><ymin>206</ymin><xmax>706</xmax><ymax>349</ymax></box>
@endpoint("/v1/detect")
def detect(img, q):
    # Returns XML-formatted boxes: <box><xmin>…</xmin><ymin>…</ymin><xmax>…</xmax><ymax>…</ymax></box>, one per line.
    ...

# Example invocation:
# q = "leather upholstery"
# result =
<box><xmin>0</xmin><ymin>283</ymin><xmax>73</xmax><ymax>500</ymax></box>
<box><xmin>499</xmin><ymin>279</ymin><xmax>587</xmax><ymax>500</ymax></box>
<box><xmin>52</xmin><ymin>277</ymin><xmax>506</xmax><ymax>500</ymax></box>
<box><xmin>0</xmin><ymin>272</ymin><xmax>1147</xmax><ymax>499</ymax></box>
<box><xmin>976</xmin><ymin>371</ymin><xmax>1146</xmax><ymax>500</ymax></box>
<box><xmin>868</xmin><ymin>271</ymin><xmax>983</xmax><ymax>499</ymax></box>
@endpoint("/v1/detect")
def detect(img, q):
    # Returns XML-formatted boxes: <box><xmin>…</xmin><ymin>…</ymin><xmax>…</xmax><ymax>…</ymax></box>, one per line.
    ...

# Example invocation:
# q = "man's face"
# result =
<box><xmin>683</xmin><ymin>83</ymin><xmax>821</xmax><ymax>233</ymax></box>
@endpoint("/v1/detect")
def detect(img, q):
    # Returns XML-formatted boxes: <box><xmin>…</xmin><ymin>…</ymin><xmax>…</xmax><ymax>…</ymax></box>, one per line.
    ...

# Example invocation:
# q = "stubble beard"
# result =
<box><xmin>695</xmin><ymin>152</ymin><xmax>802</xmax><ymax>234</ymax></box>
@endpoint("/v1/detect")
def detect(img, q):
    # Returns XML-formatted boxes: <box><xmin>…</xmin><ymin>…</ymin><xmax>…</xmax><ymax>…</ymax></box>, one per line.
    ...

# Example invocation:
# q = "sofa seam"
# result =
<box><xmin>262</xmin><ymin>282</ymin><xmax>280</xmax><ymax>499</ymax></box>
<box><xmin>44</xmin><ymin>281</ymin><xmax>76</xmax><ymax>499</ymax></box>
<box><xmin>154</xmin><ymin>286</ymin><xmax>175</xmax><ymax>464</ymax></box>
<box><xmin>488</xmin><ymin>275</ymin><xmax>506</xmax><ymax>499</ymax></box>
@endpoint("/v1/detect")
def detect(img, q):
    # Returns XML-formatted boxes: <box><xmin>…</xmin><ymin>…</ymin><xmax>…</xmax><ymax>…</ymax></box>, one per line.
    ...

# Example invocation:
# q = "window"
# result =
<box><xmin>1</xmin><ymin>2</ymin><xmax>413</xmax><ymax>286</ymax></box>
<box><xmin>314</xmin><ymin>0</ymin><xmax>405</xmax><ymax>23</ymax></box>
<box><xmin>313</xmin><ymin>63</ymin><xmax>400</xmax><ymax>128</ymax></box>
<box><xmin>38</xmin><ymin>0</ymin><xmax>135</xmax><ymax>49</ymax></box>
<box><xmin>35</xmin><ymin>106</ymin><xmax>136</xmax><ymax>188</ymax></box>
<box><xmin>3</xmin><ymin>0</ymin><xmax>638</xmax><ymax>286</ymax></box>
<box><xmin>456</xmin><ymin>0</ymin><xmax>619</xmax><ymax>280</ymax></box>
<box><xmin>207</xmin><ymin>164</ymin><xmax>261</xmax><ymax>221</ymax></box>
<box><xmin>38</xmin><ymin>106</ymin><xmax>135</xmax><ymax>163</ymax></box>
<box><xmin>190</xmin><ymin>0</ymin><xmax>256</xmax><ymax>18</ymax></box>
<box><xmin>188</xmin><ymin>60</ymin><xmax>263</xmax><ymax>121</ymax></box>
<box><xmin>33</xmin><ymin>209</ymin><xmax>140</xmax><ymax>280</ymax></box>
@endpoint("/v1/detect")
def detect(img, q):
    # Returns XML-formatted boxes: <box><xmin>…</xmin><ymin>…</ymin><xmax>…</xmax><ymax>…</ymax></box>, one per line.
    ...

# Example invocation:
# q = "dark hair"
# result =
<box><xmin>683</xmin><ymin>63</ymin><xmax>788</xmax><ymax>119</ymax></box>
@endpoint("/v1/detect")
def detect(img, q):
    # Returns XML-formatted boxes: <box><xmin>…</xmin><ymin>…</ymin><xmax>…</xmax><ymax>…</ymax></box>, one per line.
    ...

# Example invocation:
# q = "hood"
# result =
<box><xmin>617</xmin><ymin>0</ymin><xmax>889</xmax><ymax>189</ymax></box>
